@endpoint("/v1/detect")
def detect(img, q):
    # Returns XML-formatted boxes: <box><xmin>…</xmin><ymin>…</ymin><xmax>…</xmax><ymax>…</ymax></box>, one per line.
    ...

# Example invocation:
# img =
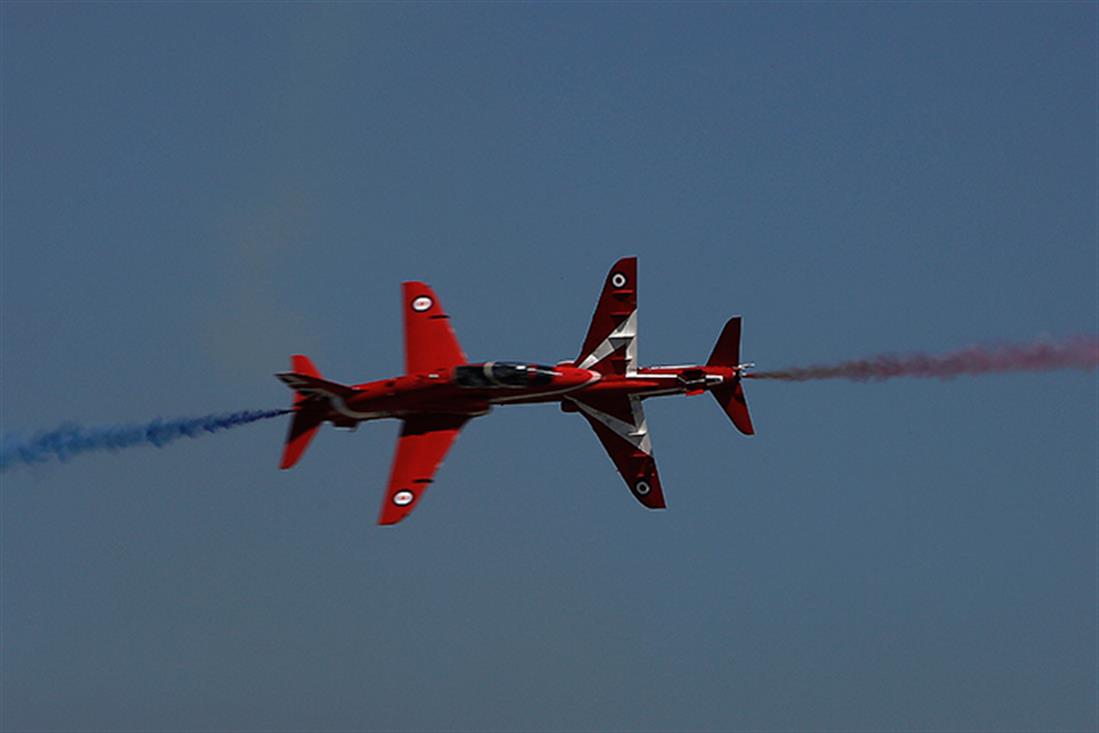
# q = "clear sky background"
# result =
<box><xmin>2</xmin><ymin>3</ymin><xmax>1096</xmax><ymax>731</ymax></box>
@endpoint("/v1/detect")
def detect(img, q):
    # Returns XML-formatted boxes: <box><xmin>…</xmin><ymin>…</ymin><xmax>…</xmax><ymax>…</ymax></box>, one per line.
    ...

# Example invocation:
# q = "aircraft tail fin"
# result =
<box><xmin>707</xmin><ymin>318</ymin><xmax>755</xmax><ymax>436</ymax></box>
<box><xmin>707</xmin><ymin>316</ymin><xmax>742</xmax><ymax>368</ymax></box>
<box><xmin>275</xmin><ymin>355</ymin><xmax>348</xmax><ymax>469</ymax></box>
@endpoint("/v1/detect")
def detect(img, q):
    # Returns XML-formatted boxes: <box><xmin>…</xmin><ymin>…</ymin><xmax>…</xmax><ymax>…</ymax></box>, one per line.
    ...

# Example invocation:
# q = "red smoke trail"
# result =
<box><xmin>744</xmin><ymin>336</ymin><xmax>1099</xmax><ymax>382</ymax></box>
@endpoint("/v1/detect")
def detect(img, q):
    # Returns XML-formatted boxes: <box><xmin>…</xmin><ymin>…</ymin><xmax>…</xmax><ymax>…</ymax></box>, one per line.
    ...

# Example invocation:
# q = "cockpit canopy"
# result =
<box><xmin>454</xmin><ymin>362</ymin><xmax>557</xmax><ymax>388</ymax></box>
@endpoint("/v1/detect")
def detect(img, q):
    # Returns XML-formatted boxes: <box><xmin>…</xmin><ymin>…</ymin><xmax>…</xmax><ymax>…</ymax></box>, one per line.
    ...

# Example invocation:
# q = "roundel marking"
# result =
<box><xmin>635</xmin><ymin>480</ymin><xmax>651</xmax><ymax>496</ymax></box>
<box><xmin>611</xmin><ymin>272</ymin><xmax>628</xmax><ymax>288</ymax></box>
<box><xmin>411</xmin><ymin>296</ymin><xmax>433</xmax><ymax>312</ymax></box>
<box><xmin>393</xmin><ymin>490</ymin><xmax>415</xmax><ymax>506</ymax></box>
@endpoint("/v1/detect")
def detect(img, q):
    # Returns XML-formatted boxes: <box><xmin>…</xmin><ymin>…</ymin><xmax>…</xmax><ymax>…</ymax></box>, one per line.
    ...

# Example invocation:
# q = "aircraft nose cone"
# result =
<box><xmin>554</xmin><ymin>366</ymin><xmax>599</xmax><ymax>388</ymax></box>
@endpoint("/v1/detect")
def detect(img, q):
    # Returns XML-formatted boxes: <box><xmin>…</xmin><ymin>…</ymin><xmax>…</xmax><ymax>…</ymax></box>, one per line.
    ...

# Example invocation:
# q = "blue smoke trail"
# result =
<box><xmin>0</xmin><ymin>408</ymin><xmax>291</xmax><ymax>471</ymax></box>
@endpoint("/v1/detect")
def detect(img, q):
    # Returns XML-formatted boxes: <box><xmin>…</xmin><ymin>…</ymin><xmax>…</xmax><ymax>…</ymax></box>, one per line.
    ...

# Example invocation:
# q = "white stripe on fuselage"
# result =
<box><xmin>489</xmin><ymin>374</ymin><xmax>601</xmax><ymax>404</ymax></box>
<box><xmin>323</xmin><ymin>371</ymin><xmax>705</xmax><ymax>419</ymax></box>
<box><xmin>330</xmin><ymin>395</ymin><xmax>386</xmax><ymax>420</ymax></box>
<box><xmin>326</xmin><ymin>374</ymin><xmax>603</xmax><ymax>417</ymax></box>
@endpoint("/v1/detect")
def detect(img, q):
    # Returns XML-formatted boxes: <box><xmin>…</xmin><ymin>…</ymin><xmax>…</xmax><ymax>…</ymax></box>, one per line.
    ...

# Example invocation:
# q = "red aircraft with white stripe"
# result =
<box><xmin>277</xmin><ymin>257</ymin><xmax>754</xmax><ymax>525</ymax></box>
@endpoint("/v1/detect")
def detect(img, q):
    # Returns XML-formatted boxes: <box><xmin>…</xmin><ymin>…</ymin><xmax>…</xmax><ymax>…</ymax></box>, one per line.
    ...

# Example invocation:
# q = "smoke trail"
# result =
<box><xmin>0</xmin><ymin>408</ymin><xmax>291</xmax><ymax>471</ymax></box>
<box><xmin>745</xmin><ymin>336</ymin><xmax>1099</xmax><ymax>382</ymax></box>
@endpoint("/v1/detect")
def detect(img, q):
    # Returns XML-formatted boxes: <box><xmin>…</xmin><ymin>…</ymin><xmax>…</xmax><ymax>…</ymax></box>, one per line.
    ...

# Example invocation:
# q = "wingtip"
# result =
<box><xmin>611</xmin><ymin>255</ymin><xmax>638</xmax><ymax>273</ymax></box>
<box><xmin>377</xmin><ymin>509</ymin><xmax>410</xmax><ymax>526</ymax></box>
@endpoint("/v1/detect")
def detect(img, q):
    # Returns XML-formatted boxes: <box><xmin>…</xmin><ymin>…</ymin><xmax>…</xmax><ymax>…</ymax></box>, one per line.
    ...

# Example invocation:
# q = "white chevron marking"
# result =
<box><xmin>577</xmin><ymin>310</ymin><xmax>638</xmax><ymax>375</ymax></box>
<box><xmin>569</xmin><ymin>395</ymin><xmax>652</xmax><ymax>455</ymax></box>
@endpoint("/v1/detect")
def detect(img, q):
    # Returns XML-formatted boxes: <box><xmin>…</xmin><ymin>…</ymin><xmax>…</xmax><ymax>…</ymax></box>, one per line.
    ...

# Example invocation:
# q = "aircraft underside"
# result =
<box><xmin>276</xmin><ymin>257</ymin><xmax>753</xmax><ymax>525</ymax></box>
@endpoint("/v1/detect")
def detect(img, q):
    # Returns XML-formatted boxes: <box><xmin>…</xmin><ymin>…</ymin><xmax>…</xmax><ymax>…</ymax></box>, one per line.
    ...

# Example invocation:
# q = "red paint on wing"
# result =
<box><xmin>576</xmin><ymin>256</ymin><xmax>636</xmax><ymax>375</ymax></box>
<box><xmin>378</xmin><ymin>414</ymin><xmax>469</xmax><ymax>525</ymax></box>
<box><xmin>403</xmin><ymin>282</ymin><xmax>467</xmax><ymax>375</ymax></box>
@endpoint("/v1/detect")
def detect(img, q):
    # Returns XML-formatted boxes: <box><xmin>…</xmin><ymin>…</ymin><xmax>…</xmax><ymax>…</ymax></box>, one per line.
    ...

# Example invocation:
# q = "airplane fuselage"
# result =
<box><xmin>275</xmin><ymin>256</ymin><xmax>755</xmax><ymax>524</ymax></box>
<box><xmin>318</xmin><ymin>362</ymin><xmax>741</xmax><ymax>425</ymax></box>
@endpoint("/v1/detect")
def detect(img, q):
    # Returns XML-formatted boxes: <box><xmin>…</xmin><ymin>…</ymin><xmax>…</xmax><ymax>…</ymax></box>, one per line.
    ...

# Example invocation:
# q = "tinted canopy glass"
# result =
<box><xmin>454</xmin><ymin>362</ymin><xmax>557</xmax><ymax>388</ymax></box>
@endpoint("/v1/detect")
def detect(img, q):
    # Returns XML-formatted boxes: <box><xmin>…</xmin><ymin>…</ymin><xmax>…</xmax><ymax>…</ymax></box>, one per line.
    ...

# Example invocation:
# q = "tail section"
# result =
<box><xmin>275</xmin><ymin>355</ymin><xmax>348</xmax><ymax>469</ymax></box>
<box><xmin>707</xmin><ymin>318</ymin><xmax>755</xmax><ymax>436</ymax></box>
<box><xmin>712</xmin><ymin>381</ymin><xmax>754</xmax><ymax>436</ymax></box>
<box><xmin>707</xmin><ymin>317</ymin><xmax>742</xmax><ymax>368</ymax></box>
<box><xmin>281</xmin><ymin>404</ymin><xmax>325</xmax><ymax>469</ymax></box>
<box><xmin>284</xmin><ymin>355</ymin><xmax>321</xmax><ymax>405</ymax></box>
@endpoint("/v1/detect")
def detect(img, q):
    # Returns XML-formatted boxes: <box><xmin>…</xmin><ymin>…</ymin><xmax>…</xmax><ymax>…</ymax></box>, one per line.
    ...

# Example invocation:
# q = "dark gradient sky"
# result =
<box><xmin>2</xmin><ymin>3</ymin><xmax>1095</xmax><ymax>730</ymax></box>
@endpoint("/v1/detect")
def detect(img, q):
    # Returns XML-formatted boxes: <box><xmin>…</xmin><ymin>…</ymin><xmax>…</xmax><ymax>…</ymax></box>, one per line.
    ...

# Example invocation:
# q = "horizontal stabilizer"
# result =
<box><xmin>276</xmin><ymin>371</ymin><xmax>355</xmax><ymax>400</ymax></box>
<box><xmin>281</xmin><ymin>405</ymin><xmax>325</xmax><ymax>469</ymax></box>
<box><xmin>276</xmin><ymin>354</ymin><xmax>348</xmax><ymax>469</ymax></box>
<box><xmin>707</xmin><ymin>317</ymin><xmax>741</xmax><ymax>367</ymax></box>
<box><xmin>706</xmin><ymin>317</ymin><xmax>755</xmax><ymax>435</ymax></box>
<box><xmin>291</xmin><ymin>354</ymin><xmax>321</xmax><ymax>379</ymax></box>
<box><xmin>713</xmin><ymin>381</ymin><xmax>754</xmax><ymax>436</ymax></box>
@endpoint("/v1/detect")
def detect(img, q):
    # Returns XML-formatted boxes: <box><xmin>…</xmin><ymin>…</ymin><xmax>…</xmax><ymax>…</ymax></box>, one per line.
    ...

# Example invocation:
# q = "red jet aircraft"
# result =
<box><xmin>277</xmin><ymin>257</ymin><xmax>754</xmax><ymax>525</ymax></box>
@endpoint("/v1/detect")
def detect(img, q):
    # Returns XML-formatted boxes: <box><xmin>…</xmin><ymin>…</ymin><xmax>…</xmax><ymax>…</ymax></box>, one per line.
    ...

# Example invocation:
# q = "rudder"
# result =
<box><xmin>707</xmin><ymin>318</ymin><xmax>755</xmax><ymax>436</ymax></box>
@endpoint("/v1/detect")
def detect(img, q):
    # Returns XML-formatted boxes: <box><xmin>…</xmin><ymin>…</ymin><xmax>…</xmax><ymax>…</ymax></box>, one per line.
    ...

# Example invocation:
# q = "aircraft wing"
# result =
<box><xmin>378</xmin><ymin>413</ymin><xmax>469</xmax><ymax>525</ymax></box>
<box><xmin>568</xmin><ymin>393</ymin><xmax>666</xmax><ymax>509</ymax></box>
<box><xmin>576</xmin><ymin>256</ymin><xmax>637</xmax><ymax>376</ymax></box>
<box><xmin>403</xmin><ymin>281</ymin><xmax>467</xmax><ymax>374</ymax></box>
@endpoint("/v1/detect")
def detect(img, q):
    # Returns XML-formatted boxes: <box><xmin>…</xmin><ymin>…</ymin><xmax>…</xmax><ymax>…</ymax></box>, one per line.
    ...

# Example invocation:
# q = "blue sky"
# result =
<box><xmin>2</xmin><ymin>3</ymin><xmax>1095</xmax><ymax>730</ymax></box>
